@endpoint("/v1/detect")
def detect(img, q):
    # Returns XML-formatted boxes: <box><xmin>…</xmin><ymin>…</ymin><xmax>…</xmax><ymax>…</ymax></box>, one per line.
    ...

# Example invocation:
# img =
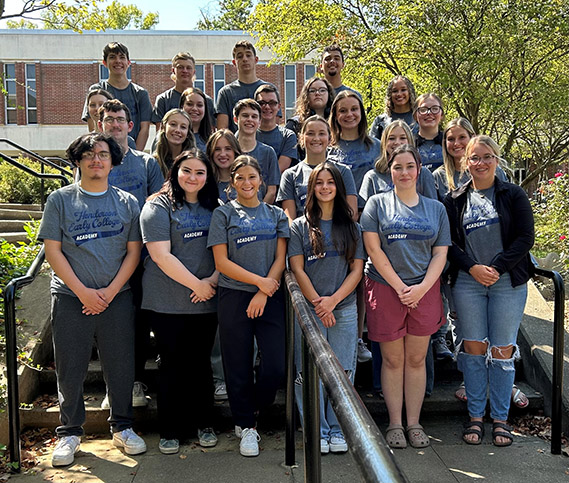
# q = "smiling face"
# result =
<box><xmin>321</xmin><ymin>50</ymin><xmax>344</xmax><ymax>79</ymax></box>
<box><xmin>182</xmin><ymin>93</ymin><xmax>205</xmax><ymax>131</ymax></box>
<box><xmin>390</xmin><ymin>78</ymin><xmax>410</xmax><ymax>112</ymax></box>
<box><xmin>445</xmin><ymin>126</ymin><xmax>471</xmax><ymax>165</ymax></box>
<box><xmin>385</xmin><ymin>126</ymin><xmax>410</xmax><ymax>155</ymax></box>
<box><xmin>335</xmin><ymin>96</ymin><xmax>361</xmax><ymax>132</ymax></box>
<box><xmin>314</xmin><ymin>169</ymin><xmax>336</xmax><ymax>204</ymax></box>
<box><xmin>177</xmin><ymin>157</ymin><xmax>207</xmax><ymax>202</ymax></box>
<box><xmin>88</xmin><ymin>94</ymin><xmax>108</xmax><ymax>125</ymax></box>
<box><xmin>212</xmin><ymin>136</ymin><xmax>236</xmax><ymax>170</ymax></box>
<box><xmin>301</xmin><ymin>120</ymin><xmax>330</xmax><ymax>157</ymax></box>
<box><xmin>256</xmin><ymin>91</ymin><xmax>280</xmax><ymax>123</ymax></box>
<box><xmin>165</xmin><ymin>113</ymin><xmax>190</xmax><ymax>147</ymax></box>
<box><xmin>307</xmin><ymin>79</ymin><xmax>330</xmax><ymax>111</ymax></box>
<box><xmin>390</xmin><ymin>152</ymin><xmax>419</xmax><ymax>190</ymax></box>
<box><xmin>104</xmin><ymin>52</ymin><xmax>130</xmax><ymax>76</ymax></box>
<box><xmin>466</xmin><ymin>141</ymin><xmax>498</xmax><ymax>186</ymax></box>
<box><xmin>235</xmin><ymin>106</ymin><xmax>261</xmax><ymax>136</ymax></box>
<box><xmin>232</xmin><ymin>165</ymin><xmax>262</xmax><ymax>203</ymax></box>
<box><xmin>415</xmin><ymin>96</ymin><xmax>443</xmax><ymax>130</ymax></box>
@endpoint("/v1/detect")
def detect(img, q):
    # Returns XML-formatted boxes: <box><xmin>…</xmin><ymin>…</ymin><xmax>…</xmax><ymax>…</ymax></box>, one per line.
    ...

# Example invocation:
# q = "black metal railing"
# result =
<box><xmin>532</xmin><ymin>261</ymin><xmax>565</xmax><ymax>455</ymax></box>
<box><xmin>3</xmin><ymin>246</ymin><xmax>46</xmax><ymax>472</ymax></box>
<box><xmin>284</xmin><ymin>270</ymin><xmax>408</xmax><ymax>483</ymax></box>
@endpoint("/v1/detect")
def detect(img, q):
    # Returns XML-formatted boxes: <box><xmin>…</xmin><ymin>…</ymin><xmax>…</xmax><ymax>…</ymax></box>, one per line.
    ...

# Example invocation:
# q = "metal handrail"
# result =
<box><xmin>3</xmin><ymin>245</ymin><xmax>46</xmax><ymax>472</ymax></box>
<box><xmin>284</xmin><ymin>270</ymin><xmax>408</xmax><ymax>483</ymax></box>
<box><xmin>0</xmin><ymin>139</ymin><xmax>74</xmax><ymax>175</ymax></box>
<box><xmin>531</xmin><ymin>261</ymin><xmax>565</xmax><ymax>455</ymax></box>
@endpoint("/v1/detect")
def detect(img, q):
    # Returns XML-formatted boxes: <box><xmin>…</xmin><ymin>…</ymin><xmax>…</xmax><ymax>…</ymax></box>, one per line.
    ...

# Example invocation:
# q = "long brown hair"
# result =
<box><xmin>294</xmin><ymin>77</ymin><xmax>335</xmax><ymax>125</ymax></box>
<box><xmin>329</xmin><ymin>90</ymin><xmax>373</xmax><ymax>149</ymax></box>
<box><xmin>305</xmin><ymin>162</ymin><xmax>358</xmax><ymax>263</ymax></box>
<box><xmin>442</xmin><ymin>118</ymin><xmax>476</xmax><ymax>191</ymax></box>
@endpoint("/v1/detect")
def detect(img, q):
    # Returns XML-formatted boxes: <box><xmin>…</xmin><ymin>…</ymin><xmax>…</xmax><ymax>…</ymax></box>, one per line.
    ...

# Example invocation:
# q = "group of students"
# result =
<box><xmin>41</xmin><ymin>39</ymin><xmax>534</xmax><ymax>467</ymax></box>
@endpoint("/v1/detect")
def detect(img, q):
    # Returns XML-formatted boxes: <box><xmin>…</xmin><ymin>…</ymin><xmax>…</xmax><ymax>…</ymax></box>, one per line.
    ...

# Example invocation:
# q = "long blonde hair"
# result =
<box><xmin>153</xmin><ymin>109</ymin><xmax>196</xmax><ymax>177</ymax></box>
<box><xmin>374</xmin><ymin>120</ymin><xmax>415</xmax><ymax>174</ymax></box>
<box><xmin>442</xmin><ymin>118</ymin><xmax>476</xmax><ymax>191</ymax></box>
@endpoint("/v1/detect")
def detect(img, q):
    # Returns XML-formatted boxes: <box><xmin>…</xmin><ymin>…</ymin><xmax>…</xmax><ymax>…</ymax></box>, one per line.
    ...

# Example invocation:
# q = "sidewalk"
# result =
<box><xmin>9</xmin><ymin>415</ymin><xmax>568</xmax><ymax>482</ymax></box>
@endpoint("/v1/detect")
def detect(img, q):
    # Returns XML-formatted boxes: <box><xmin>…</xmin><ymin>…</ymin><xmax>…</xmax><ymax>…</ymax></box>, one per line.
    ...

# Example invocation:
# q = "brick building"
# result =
<box><xmin>0</xmin><ymin>29</ymin><xmax>316</xmax><ymax>155</ymax></box>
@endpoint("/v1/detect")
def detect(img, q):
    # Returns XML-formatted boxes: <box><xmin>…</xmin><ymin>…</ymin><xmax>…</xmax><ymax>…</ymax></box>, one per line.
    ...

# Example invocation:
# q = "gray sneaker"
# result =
<box><xmin>132</xmin><ymin>382</ymin><xmax>148</xmax><ymax>407</ymax></box>
<box><xmin>198</xmin><ymin>428</ymin><xmax>218</xmax><ymax>447</ymax></box>
<box><xmin>159</xmin><ymin>438</ymin><xmax>179</xmax><ymax>454</ymax></box>
<box><xmin>432</xmin><ymin>336</ymin><xmax>453</xmax><ymax>360</ymax></box>
<box><xmin>214</xmin><ymin>383</ymin><xmax>228</xmax><ymax>401</ymax></box>
<box><xmin>357</xmin><ymin>338</ymin><xmax>372</xmax><ymax>363</ymax></box>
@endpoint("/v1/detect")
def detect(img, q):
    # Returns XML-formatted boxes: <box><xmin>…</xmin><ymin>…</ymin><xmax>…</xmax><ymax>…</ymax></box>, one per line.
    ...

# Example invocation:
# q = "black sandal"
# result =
<box><xmin>462</xmin><ymin>420</ymin><xmax>484</xmax><ymax>445</ymax></box>
<box><xmin>492</xmin><ymin>422</ymin><xmax>513</xmax><ymax>447</ymax></box>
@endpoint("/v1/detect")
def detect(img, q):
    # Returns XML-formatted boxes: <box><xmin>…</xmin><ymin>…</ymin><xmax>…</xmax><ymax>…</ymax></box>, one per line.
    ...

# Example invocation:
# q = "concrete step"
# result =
<box><xmin>0</xmin><ymin>231</ymin><xmax>28</xmax><ymax>243</ymax></box>
<box><xmin>0</xmin><ymin>208</ymin><xmax>42</xmax><ymax>220</ymax></box>
<box><xmin>0</xmin><ymin>219</ymin><xmax>33</xmax><ymax>232</ymax></box>
<box><xmin>0</xmin><ymin>203</ymin><xmax>42</xmax><ymax>211</ymax></box>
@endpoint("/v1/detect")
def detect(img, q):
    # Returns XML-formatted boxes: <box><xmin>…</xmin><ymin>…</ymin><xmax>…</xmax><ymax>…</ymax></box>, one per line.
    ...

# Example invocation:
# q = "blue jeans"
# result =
<box><xmin>452</xmin><ymin>271</ymin><xmax>527</xmax><ymax>421</ymax></box>
<box><xmin>295</xmin><ymin>303</ymin><xmax>358</xmax><ymax>439</ymax></box>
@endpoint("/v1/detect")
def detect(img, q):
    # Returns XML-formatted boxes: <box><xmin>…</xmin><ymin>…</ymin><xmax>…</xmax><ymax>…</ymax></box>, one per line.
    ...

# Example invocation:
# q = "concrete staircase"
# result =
<box><xmin>0</xmin><ymin>203</ymin><xmax>42</xmax><ymax>243</ymax></box>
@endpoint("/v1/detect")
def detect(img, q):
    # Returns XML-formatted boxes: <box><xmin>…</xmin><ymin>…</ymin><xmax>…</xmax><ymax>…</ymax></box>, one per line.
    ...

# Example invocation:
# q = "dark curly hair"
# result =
<box><xmin>66</xmin><ymin>132</ymin><xmax>123</xmax><ymax>167</ymax></box>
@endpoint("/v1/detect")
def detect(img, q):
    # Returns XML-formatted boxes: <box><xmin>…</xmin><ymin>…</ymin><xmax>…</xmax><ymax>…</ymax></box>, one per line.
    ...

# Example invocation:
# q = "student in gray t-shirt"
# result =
<box><xmin>288</xmin><ymin>162</ymin><xmax>365</xmax><ymax>452</ymax></box>
<box><xmin>38</xmin><ymin>132</ymin><xmax>146</xmax><ymax>466</ymax></box>
<box><xmin>139</xmin><ymin>149</ymin><xmax>220</xmax><ymax>453</ymax></box>
<box><xmin>207</xmin><ymin>155</ymin><xmax>289</xmax><ymax>456</ymax></box>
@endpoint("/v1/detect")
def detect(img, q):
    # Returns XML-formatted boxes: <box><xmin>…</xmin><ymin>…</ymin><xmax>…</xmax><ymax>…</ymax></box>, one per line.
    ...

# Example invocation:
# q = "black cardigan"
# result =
<box><xmin>443</xmin><ymin>177</ymin><xmax>535</xmax><ymax>287</ymax></box>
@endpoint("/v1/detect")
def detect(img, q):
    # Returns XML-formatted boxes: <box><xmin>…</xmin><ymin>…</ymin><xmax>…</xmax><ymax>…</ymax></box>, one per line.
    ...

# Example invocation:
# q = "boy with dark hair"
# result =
<box><xmin>320</xmin><ymin>44</ymin><xmax>362</xmax><ymax>99</ymax></box>
<box><xmin>82</xmin><ymin>42</ymin><xmax>152</xmax><ymax>151</ymax></box>
<box><xmin>254</xmin><ymin>84</ymin><xmax>297</xmax><ymax>173</ymax></box>
<box><xmin>216</xmin><ymin>41</ymin><xmax>278</xmax><ymax>133</ymax></box>
<box><xmin>233</xmin><ymin>99</ymin><xmax>280</xmax><ymax>204</ymax></box>
<box><xmin>152</xmin><ymin>51</ymin><xmax>216</xmax><ymax>130</ymax></box>
<box><xmin>41</xmin><ymin>132</ymin><xmax>146</xmax><ymax>467</ymax></box>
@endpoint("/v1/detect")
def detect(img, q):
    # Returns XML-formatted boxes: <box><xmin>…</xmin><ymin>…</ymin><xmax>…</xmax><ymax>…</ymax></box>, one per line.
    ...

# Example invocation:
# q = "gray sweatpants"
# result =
<box><xmin>51</xmin><ymin>290</ymin><xmax>135</xmax><ymax>436</ymax></box>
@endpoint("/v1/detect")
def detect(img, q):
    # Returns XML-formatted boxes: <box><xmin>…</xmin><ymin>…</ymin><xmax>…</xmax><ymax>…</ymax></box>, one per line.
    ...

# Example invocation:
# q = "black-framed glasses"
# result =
<box><xmin>103</xmin><ymin>116</ymin><xmax>128</xmax><ymax>125</ymax></box>
<box><xmin>308</xmin><ymin>88</ymin><xmax>328</xmax><ymax>95</ymax></box>
<box><xmin>257</xmin><ymin>100</ymin><xmax>278</xmax><ymax>108</ymax></box>
<box><xmin>82</xmin><ymin>151</ymin><xmax>112</xmax><ymax>161</ymax></box>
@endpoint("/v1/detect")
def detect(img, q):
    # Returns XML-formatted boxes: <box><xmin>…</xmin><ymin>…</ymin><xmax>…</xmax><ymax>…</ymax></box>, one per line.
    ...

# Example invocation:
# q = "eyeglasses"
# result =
<box><xmin>82</xmin><ymin>151</ymin><xmax>112</xmax><ymax>161</ymax></box>
<box><xmin>257</xmin><ymin>100</ymin><xmax>279</xmax><ymax>108</ymax></box>
<box><xmin>416</xmin><ymin>106</ymin><xmax>443</xmax><ymax>115</ymax></box>
<box><xmin>103</xmin><ymin>116</ymin><xmax>128</xmax><ymax>125</ymax></box>
<box><xmin>308</xmin><ymin>88</ymin><xmax>328</xmax><ymax>95</ymax></box>
<box><xmin>468</xmin><ymin>154</ymin><xmax>497</xmax><ymax>165</ymax></box>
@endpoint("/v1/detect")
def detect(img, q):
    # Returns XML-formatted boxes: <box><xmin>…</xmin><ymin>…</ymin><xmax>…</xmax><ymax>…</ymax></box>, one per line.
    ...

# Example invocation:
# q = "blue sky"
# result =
<box><xmin>1</xmin><ymin>0</ymin><xmax>225</xmax><ymax>30</ymax></box>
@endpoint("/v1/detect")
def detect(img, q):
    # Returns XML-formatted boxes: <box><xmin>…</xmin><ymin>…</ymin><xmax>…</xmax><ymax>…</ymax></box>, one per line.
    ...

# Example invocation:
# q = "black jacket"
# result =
<box><xmin>443</xmin><ymin>177</ymin><xmax>534</xmax><ymax>287</ymax></box>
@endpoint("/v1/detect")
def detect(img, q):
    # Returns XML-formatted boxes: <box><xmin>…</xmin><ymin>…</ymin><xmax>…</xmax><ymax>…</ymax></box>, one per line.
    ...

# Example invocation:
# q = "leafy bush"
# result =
<box><xmin>0</xmin><ymin>156</ymin><xmax>63</xmax><ymax>204</ymax></box>
<box><xmin>532</xmin><ymin>172</ymin><xmax>569</xmax><ymax>273</ymax></box>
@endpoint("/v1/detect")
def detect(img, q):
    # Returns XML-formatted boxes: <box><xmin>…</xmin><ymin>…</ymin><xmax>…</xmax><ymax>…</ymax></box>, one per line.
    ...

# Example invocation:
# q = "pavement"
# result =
<box><xmin>8</xmin><ymin>414</ymin><xmax>568</xmax><ymax>483</ymax></box>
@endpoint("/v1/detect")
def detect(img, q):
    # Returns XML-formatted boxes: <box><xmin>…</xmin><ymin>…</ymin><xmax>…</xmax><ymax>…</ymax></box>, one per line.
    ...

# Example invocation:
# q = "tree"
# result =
<box><xmin>197</xmin><ymin>0</ymin><xmax>253</xmax><ymax>30</ymax></box>
<box><xmin>1</xmin><ymin>0</ymin><xmax>94</xmax><ymax>24</ymax></box>
<box><xmin>249</xmin><ymin>0</ymin><xmax>569</xmax><ymax>186</ymax></box>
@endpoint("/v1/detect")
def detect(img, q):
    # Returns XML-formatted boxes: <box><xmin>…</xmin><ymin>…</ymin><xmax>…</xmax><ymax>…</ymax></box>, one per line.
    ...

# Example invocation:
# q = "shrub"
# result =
<box><xmin>0</xmin><ymin>156</ymin><xmax>63</xmax><ymax>204</ymax></box>
<box><xmin>532</xmin><ymin>172</ymin><xmax>569</xmax><ymax>273</ymax></box>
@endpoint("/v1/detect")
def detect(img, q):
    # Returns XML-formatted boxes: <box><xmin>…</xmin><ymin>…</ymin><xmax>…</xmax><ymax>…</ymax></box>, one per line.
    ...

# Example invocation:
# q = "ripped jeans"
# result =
<box><xmin>452</xmin><ymin>271</ymin><xmax>527</xmax><ymax>421</ymax></box>
<box><xmin>294</xmin><ymin>302</ymin><xmax>358</xmax><ymax>439</ymax></box>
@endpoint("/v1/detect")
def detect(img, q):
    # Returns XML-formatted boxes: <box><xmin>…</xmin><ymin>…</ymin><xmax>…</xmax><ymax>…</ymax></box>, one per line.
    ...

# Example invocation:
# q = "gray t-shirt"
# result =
<box><xmin>288</xmin><ymin>217</ymin><xmax>366</xmax><ymax>309</ymax></box>
<box><xmin>256</xmin><ymin>125</ymin><xmax>298</xmax><ymax>162</ymax></box>
<box><xmin>359</xmin><ymin>167</ymin><xmax>437</xmax><ymax>202</ymax></box>
<box><xmin>361</xmin><ymin>191</ymin><xmax>451</xmax><ymax>285</ymax></box>
<box><xmin>243</xmin><ymin>141</ymin><xmax>280</xmax><ymax>200</ymax></box>
<box><xmin>277</xmin><ymin>161</ymin><xmax>357</xmax><ymax>218</ymax></box>
<box><xmin>108</xmin><ymin>148</ymin><xmax>164</xmax><ymax>209</ymax></box>
<box><xmin>207</xmin><ymin>200</ymin><xmax>290</xmax><ymax>292</ymax></box>
<box><xmin>327</xmin><ymin>138</ymin><xmax>381</xmax><ymax>208</ymax></box>
<box><xmin>82</xmin><ymin>81</ymin><xmax>152</xmax><ymax>140</ymax></box>
<box><xmin>38</xmin><ymin>184</ymin><xmax>141</xmax><ymax>296</ymax></box>
<box><xmin>463</xmin><ymin>186</ymin><xmax>503</xmax><ymax>266</ymax></box>
<box><xmin>140</xmin><ymin>194</ymin><xmax>217</xmax><ymax>314</ymax></box>
<box><xmin>215</xmin><ymin>79</ymin><xmax>277</xmax><ymax>133</ymax></box>
<box><xmin>151</xmin><ymin>87</ymin><xmax>216</xmax><ymax>127</ymax></box>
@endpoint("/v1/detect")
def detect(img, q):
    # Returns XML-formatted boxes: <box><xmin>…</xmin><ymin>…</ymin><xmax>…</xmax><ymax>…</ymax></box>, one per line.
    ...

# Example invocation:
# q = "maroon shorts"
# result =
<box><xmin>365</xmin><ymin>276</ymin><xmax>444</xmax><ymax>343</ymax></box>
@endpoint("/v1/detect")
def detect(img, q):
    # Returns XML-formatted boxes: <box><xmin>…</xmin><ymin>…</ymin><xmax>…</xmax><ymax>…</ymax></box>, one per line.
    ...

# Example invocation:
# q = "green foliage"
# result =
<box><xmin>5</xmin><ymin>19</ymin><xmax>38</xmax><ymax>28</ymax></box>
<box><xmin>532</xmin><ymin>172</ymin><xmax>569</xmax><ymax>273</ymax></box>
<box><xmin>197</xmin><ymin>0</ymin><xmax>253</xmax><ymax>30</ymax></box>
<box><xmin>0</xmin><ymin>156</ymin><xmax>62</xmax><ymax>204</ymax></box>
<box><xmin>249</xmin><ymin>0</ymin><xmax>569</xmax><ymax>184</ymax></box>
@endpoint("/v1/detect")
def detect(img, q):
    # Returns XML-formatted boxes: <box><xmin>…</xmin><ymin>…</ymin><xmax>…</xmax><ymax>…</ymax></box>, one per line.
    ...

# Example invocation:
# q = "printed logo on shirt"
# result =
<box><xmin>464</xmin><ymin>217</ymin><xmax>499</xmax><ymax>235</ymax></box>
<box><xmin>182</xmin><ymin>229</ymin><xmax>209</xmax><ymax>242</ymax></box>
<box><xmin>229</xmin><ymin>216</ymin><xmax>277</xmax><ymax>236</ymax></box>
<box><xmin>175</xmin><ymin>212</ymin><xmax>213</xmax><ymax>231</ymax></box>
<box><xmin>69</xmin><ymin>209</ymin><xmax>125</xmax><ymax>246</ymax></box>
<box><xmin>306</xmin><ymin>250</ymin><xmax>343</xmax><ymax>266</ymax></box>
<box><xmin>235</xmin><ymin>232</ymin><xmax>276</xmax><ymax>248</ymax></box>
<box><xmin>383</xmin><ymin>213</ymin><xmax>435</xmax><ymax>245</ymax></box>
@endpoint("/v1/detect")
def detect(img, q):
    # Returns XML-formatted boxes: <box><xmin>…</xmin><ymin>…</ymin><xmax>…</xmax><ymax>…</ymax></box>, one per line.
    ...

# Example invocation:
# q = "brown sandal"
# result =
<box><xmin>406</xmin><ymin>424</ymin><xmax>430</xmax><ymax>448</ymax></box>
<box><xmin>385</xmin><ymin>425</ymin><xmax>407</xmax><ymax>449</ymax></box>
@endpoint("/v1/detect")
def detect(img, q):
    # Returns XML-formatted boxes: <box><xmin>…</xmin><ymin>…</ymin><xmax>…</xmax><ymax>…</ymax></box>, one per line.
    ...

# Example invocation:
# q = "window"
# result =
<box><xmin>26</xmin><ymin>64</ymin><xmax>37</xmax><ymax>124</ymax></box>
<box><xmin>213</xmin><ymin>64</ymin><xmax>225</xmax><ymax>103</ymax></box>
<box><xmin>284</xmin><ymin>64</ymin><xmax>296</xmax><ymax>120</ymax></box>
<box><xmin>194</xmin><ymin>64</ymin><xmax>205</xmax><ymax>92</ymax></box>
<box><xmin>304</xmin><ymin>64</ymin><xmax>316</xmax><ymax>80</ymax></box>
<box><xmin>99</xmin><ymin>64</ymin><xmax>131</xmax><ymax>81</ymax></box>
<box><xmin>4</xmin><ymin>63</ymin><xmax>17</xmax><ymax>124</ymax></box>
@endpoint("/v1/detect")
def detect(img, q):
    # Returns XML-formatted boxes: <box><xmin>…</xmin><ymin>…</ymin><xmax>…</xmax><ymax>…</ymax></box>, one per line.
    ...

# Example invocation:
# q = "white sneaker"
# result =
<box><xmin>132</xmin><ymin>382</ymin><xmax>148</xmax><ymax>407</ymax></box>
<box><xmin>214</xmin><ymin>383</ymin><xmax>228</xmax><ymax>401</ymax></box>
<box><xmin>100</xmin><ymin>394</ymin><xmax>110</xmax><ymax>410</ymax></box>
<box><xmin>320</xmin><ymin>438</ymin><xmax>330</xmax><ymax>454</ymax></box>
<box><xmin>239</xmin><ymin>428</ymin><xmax>260</xmax><ymax>457</ymax></box>
<box><xmin>235</xmin><ymin>425</ymin><xmax>243</xmax><ymax>438</ymax></box>
<box><xmin>112</xmin><ymin>428</ymin><xmax>147</xmax><ymax>455</ymax></box>
<box><xmin>330</xmin><ymin>434</ymin><xmax>348</xmax><ymax>453</ymax></box>
<box><xmin>357</xmin><ymin>338</ymin><xmax>372</xmax><ymax>363</ymax></box>
<box><xmin>52</xmin><ymin>435</ymin><xmax>80</xmax><ymax>467</ymax></box>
